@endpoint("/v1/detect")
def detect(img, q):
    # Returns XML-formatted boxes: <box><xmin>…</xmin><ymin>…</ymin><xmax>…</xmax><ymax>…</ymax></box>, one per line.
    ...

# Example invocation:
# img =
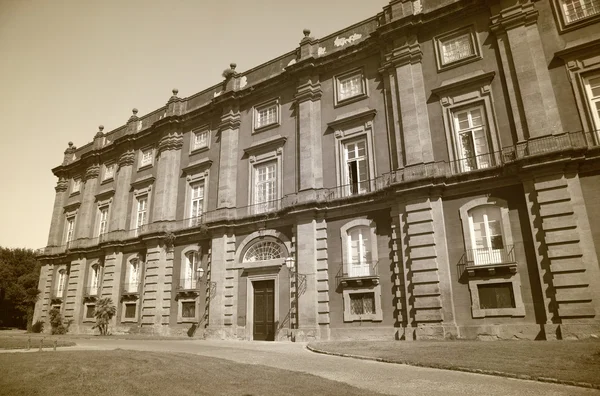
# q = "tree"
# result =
<box><xmin>0</xmin><ymin>247</ymin><xmax>41</xmax><ymax>330</ymax></box>
<box><xmin>92</xmin><ymin>298</ymin><xmax>116</xmax><ymax>335</ymax></box>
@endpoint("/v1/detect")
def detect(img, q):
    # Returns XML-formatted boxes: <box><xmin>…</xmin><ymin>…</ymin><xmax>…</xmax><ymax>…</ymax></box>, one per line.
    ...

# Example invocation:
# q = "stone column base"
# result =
<box><xmin>414</xmin><ymin>324</ymin><xmax>459</xmax><ymax>340</ymax></box>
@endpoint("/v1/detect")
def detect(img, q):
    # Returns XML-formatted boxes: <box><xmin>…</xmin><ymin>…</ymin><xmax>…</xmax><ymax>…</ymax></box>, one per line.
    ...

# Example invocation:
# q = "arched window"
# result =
<box><xmin>243</xmin><ymin>240</ymin><xmax>283</xmax><ymax>262</ymax></box>
<box><xmin>467</xmin><ymin>205</ymin><xmax>506</xmax><ymax>265</ymax></box>
<box><xmin>90</xmin><ymin>264</ymin><xmax>100</xmax><ymax>294</ymax></box>
<box><xmin>347</xmin><ymin>226</ymin><xmax>372</xmax><ymax>276</ymax></box>
<box><xmin>183</xmin><ymin>251</ymin><xmax>198</xmax><ymax>289</ymax></box>
<box><xmin>56</xmin><ymin>269</ymin><xmax>66</xmax><ymax>296</ymax></box>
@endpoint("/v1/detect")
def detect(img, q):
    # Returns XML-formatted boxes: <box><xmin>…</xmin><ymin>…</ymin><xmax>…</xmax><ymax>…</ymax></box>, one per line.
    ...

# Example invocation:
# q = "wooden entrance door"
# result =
<box><xmin>253</xmin><ymin>280</ymin><xmax>274</xmax><ymax>341</ymax></box>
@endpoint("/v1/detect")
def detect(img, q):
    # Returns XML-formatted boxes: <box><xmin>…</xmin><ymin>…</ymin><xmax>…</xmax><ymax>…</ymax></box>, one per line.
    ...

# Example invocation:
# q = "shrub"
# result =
<box><xmin>31</xmin><ymin>320</ymin><xmax>44</xmax><ymax>333</ymax></box>
<box><xmin>49</xmin><ymin>307</ymin><xmax>67</xmax><ymax>335</ymax></box>
<box><xmin>92</xmin><ymin>298</ymin><xmax>116</xmax><ymax>336</ymax></box>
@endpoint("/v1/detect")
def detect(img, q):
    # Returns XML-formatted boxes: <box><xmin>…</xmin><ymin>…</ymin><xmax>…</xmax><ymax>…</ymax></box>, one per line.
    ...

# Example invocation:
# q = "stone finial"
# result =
<box><xmin>222</xmin><ymin>63</ymin><xmax>236</xmax><ymax>80</ymax></box>
<box><xmin>128</xmin><ymin>108</ymin><xmax>139</xmax><ymax>122</ymax></box>
<box><xmin>94</xmin><ymin>125</ymin><xmax>105</xmax><ymax>139</ymax></box>
<box><xmin>64</xmin><ymin>141</ymin><xmax>76</xmax><ymax>154</ymax></box>
<box><xmin>303</xmin><ymin>28</ymin><xmax>311</xmax><ymax>37</ymax></box>
<box><xmin>301</xmin><ymin>28</ymin><xmax>313</xmax><ymax>44</ymax></box>
<box><xmin>230</xmin><ymin>63</ymin><xmax>237</xmax><ymax>70</ymax></box>
<box><xmin>172</xmin><ymin>88</ymin><xmax>178</xmax><ymax>96</ymax></box>
<box><xmin>168</xmin><ymin>88</ymin><xmax>180</xmax><ymax>103</ymax></box>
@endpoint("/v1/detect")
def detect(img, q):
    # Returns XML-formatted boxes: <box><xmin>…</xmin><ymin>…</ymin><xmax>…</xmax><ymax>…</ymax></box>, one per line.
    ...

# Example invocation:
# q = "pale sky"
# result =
<box><xmin>0</xmin><ymin>0</ymin><xmax>390</xmax><ymax>249</ymax></box>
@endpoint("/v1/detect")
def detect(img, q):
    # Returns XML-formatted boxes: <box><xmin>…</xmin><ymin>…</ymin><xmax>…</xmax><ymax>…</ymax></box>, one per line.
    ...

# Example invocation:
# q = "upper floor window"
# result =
<box><xmin>189</xmin><ymin>181</ymin><xmax>204</xmax><ymax>224</ymax></box>
<box><xmin>139</xmin><ymin>148</ymin><xmax>153</xmax><ymax>168</ymax></box>
<box><xmin>453</xmin><ymin>106</ymin><xmax>492</xmax><ymax>172</ymax></box>
<box><xmin>192</xmin><ymin>128</ymin><xmax>209</xmax><ymax>151</ymax></box>
<box><xmin>254</xmin><ymin>99</ymin><xmax>279</xmax><ymax>131</ymax></box>
<box><xmin>434</xmin><ymin>26</ymin><xmax>480</xmax><ymax>71</ymax></box>
<box><xmin>335</xmin><ymin>69</ymin><xmax>367</xmax><ymax>105</ymax></box>
<box><xmin>182</xmin><ymin>251</ymin><xmax>199</xmax><ymax>289</ymax></box>
<box><xmin>65</xmin><ymin>217</ymin><xmax>75</xmax><ymax>244</ymax></box>
<box><xmin>103</xmin><ymin>163</ymin><xmax>115</xmax><ymax>181</ymax></box>
<box><xmin>127</xmin><ymin>258</ymin><xmax>140</xmax><ymax>292</ymax></box>
<box><xmin>467</xmin><ymin>205</ymin><xmax>507</xmax><ymax>265</ymax></box>
<box><xmin>583</xmin><ymin>73</ymin><xmax>600</xmax><ymax>136</ymax></box>
<box><xmin>89</xmin><ymin>264</ymin><xmax>101</xmax><ymax>295</ymax></box>
<box><xmin>98</xmin><ymin>206</ymin><xmax>109</xmax><ymax>236</ymax></box>
<box><xmin>243</xmin><ymin>240</ymin><xmax>283</xmax><ymax>262</ymax></box>
<box><xmin>136</xmin><ymin>196</ymin><xmax>148</xmax><ymax>229</ymax></box>
<box><xmin>347</xmin><ymin>226</ymin><xmax>373</xmax><ymax>277</ymax></box>
<box><xmin>344</xmin><ymin>139</ymin><xmax>370</xmax><ymax>195</ymax></box>
<box><xmin>253</xmin><ymin>161</ymin><xmax>277</xmax><ymax>213</ymax></box>
<box><xmin>561</xmin><ymin>0</ymin><xmax>600</xmax><ymax>23</ymax></box>
<box><xmin>71</xmin><ymin>178</ymin><xmax>81</xmax><ymax>194</ymax></box>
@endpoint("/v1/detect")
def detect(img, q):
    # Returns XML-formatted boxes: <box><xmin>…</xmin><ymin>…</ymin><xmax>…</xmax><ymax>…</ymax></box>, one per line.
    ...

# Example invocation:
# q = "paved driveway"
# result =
<box><xmin>43</xmin><ymin>338</ymin><xmax>599</xmax><ymax>396</ymax></box>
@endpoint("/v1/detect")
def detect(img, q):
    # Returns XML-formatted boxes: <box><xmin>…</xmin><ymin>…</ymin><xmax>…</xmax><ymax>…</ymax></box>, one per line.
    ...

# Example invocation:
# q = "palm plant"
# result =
<box><xmin>92</xmin><ymin>297</ymin><xmax>116</xmax><ymax>335</ymax></box>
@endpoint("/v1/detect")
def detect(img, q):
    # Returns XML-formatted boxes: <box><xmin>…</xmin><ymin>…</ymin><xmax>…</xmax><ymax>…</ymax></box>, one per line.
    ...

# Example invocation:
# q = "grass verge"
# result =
<box><xmin>0</xmin><ymin>350</ymin><xmax>386</xmax><ymax>396</ymax></box>
<box><xmin>0</xmin><ymin>335</ymin><xmax>76</xmax><ymax>350</ymax></box>
<box><xmin>308</xmin><ymin>340</ymin><xmax>600</xmax><ymax>386</ymax></box>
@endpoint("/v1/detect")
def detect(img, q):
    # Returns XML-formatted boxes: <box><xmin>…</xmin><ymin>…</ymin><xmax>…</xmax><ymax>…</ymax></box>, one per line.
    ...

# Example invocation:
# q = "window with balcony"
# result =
<box><xmin>189</xmin><ymin>181</ymin><xmax>204</xmax><ymax>227</ymax></box>
<box><xmin>453</xmin><ymin>106</ymin><xmax>492</xmax><ymax>172</ymax></box>
<box><xmin>343</xmin><ymin>139</ymin><xmax>370</xmax><ymax>196</ymax></box>
<box><xmin>135</xmin><ymin>196</ymin><xmax>148</xmax><ymax>230</ymax></box>
<box><xmin>584</xmin><ymin>72</ymin><xmax>600</xmax><ymax>139</ymax></box>
<box><xmin>98</xmin><ymin>206</ymin><xmax>109</xmax><ymax>237</ymax></box>
<box><xmin>181</xmin><ymin>251</ymin><xmax>199</xmax><ymax>290</ymax></box>
<box><xmin>65</xmin><ymin>217</ymin><xmax>75</xmax><ymax>245</ymax></box>
<box><xmin>89</xmin><ymin>263</ymin><xmax>101</xmax><ymax>296</ymax></box>
<box><xmin>334</xmin><ymin>69</ymin><xmax>367</xmax><ymax>106</ymax></box>
<box><xmin>126</xmin><ymin>258</ymin><xmax>141</xmax><ymax>293</ymax></box>
<box><xmin>458</xmin><ymin>197</ymin><xmax>525</xmax><ymax>318</ymax></box>
<box><xmin>253</xmin><ymin>160</ymin><xmax>278</xmax><ymax>214</ymax></box>
<box><xmin>55</xmin><ymin>269</ymin><xmax>67</xmax><ymax>298</ymax></box>
<box><xmin>434</xmin><ymin>26</ymin><xmax>480</xmax><ymax>71</ymax></box>
<box><xmin>254</xmin><ymin>99</ymin><xmax>279</xmax><ymax>132</ymax></box>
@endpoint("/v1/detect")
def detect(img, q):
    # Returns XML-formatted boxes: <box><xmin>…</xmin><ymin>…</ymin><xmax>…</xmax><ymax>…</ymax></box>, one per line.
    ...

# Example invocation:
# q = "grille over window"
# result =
<box><xmin>243</xmin><ymin>240</ymin><xmax>283</xmax><ymax>262</ymax></box>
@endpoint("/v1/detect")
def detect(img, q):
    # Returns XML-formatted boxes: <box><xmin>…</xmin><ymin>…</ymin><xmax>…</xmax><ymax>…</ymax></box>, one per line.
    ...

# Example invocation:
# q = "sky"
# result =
<box><xmin>0</xmin><ymin>0</ymin><xmax>390</xmax><ymax>249</ymax></box>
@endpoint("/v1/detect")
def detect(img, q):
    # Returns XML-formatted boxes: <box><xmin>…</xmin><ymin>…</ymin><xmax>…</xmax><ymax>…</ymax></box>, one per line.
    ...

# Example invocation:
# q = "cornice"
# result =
<box><xmin>431</xmin><ymin>70</ymin><xmax>496</xmax><ymax>98</ymax></box>
<box><xmin>218</xmin><ymin>109</ymin><xmax>242</xmax><ymax>132</ymax></box>
<box><xmin>55</xmin><ymin>178</ymin><xmax>69</xmax><ymax>193</ymax></box>
<box><xmin>490</xmin><ymin>3</ymin><xmax>538</xmax><ymax>33</ymax></box>
<box><xmin>327</xmin><ymin>107</ymin><xmax>377</xmax><ymax>130</ymax></box>
<box><xmin>380</xmin><ymin>41</ymin><xmax>422</xmax><ymax>71</ymax></box>
<box><xmin>130</xmin><ymin>175</ymin><xmax>155</xmax><ymax>190</ymax></box>
<box><xmin>63</xmin><ymin>201</ymin><xmax>81</xmax><ymax>213</ymax></box>
<box><xmin>554</xmin><ymin>36</ymin><xmax>600</xmax><ymax>60</ymax></box>
<box><xmin>294</xmin><ymin>79</ymin><xmax>322</xmax><ymax>103</ymax></box>
<box><xmin>84</xmin><ymin>164</ymin><xmax>100</xmax><ymax>181</ymax></box>
<box><xmin>181</xmin><ymin>158</ymin><xmax>213</xmax><ymax>176</ymax></box>
<box><xmin>157</xmin><ymin>133</ymin><xmax>184</xmax><ymax>153</ymax></box>
<box><xmin>118</xmin><ymin>150</ymin><xmax>136</xmax><ymax>168</ymax></box>
<box><xmin>243</xmin><ymin>134</ymin><xmax>287</xmax><ymax>156</ymax></box>
<box><xmin>95</xmin><ymin>187</ymin><xmax>115</xmax><ymax>201</ymax></box>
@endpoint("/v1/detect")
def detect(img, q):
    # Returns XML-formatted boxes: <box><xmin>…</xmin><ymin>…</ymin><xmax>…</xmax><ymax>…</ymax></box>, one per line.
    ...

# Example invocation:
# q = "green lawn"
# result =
<box><xmin>309</xmin><ymin>340</ymin><xmax>600</xmax><ymax>386</ymax></box>
<box><xmin>0</xmin><ymin>350</ymin><xmax>387</xmax><ymax>396</ymax></box>
<box><xmin>0</xmin><ymin>335</ymin><xmax>75</xmax><ymax>350</ymax></box>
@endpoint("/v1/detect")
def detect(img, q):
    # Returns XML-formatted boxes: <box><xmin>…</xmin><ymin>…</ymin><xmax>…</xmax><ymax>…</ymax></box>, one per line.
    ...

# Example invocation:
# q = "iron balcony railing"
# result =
<box><xmin>51</xmin><ymin>288</ymin><xmax>65</xmax><ymax>299</ymax></box>
<box><xmin>335</xmin><ymin>261</ymin><xmax>379</xmax><ymax>288</ymax></box>
<box><xmin>83</xmin><ymin>286</ymin><xmax>99</xmax><ymax>297</ymax></box>
<box><xmin>35</xmin><ymin>131</ymin><xmax>600</xmax><ymax>256</ymax></box>
<box><xmin>177</xmin><ymin>276</ymin><xmax>199</xmax><ymax>291</ymax></box>
<box><xmin>457</xmin><ymin>245</ymin><xmax>516</xmax><ymax>277</ymax></box>
<box><xmin>121</xmin><ymin>281</ymin><xmax>141</xmax><ymax>294</ymax></box>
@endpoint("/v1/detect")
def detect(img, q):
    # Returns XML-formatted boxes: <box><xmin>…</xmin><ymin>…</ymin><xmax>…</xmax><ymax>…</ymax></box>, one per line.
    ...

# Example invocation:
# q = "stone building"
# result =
<box><xmin>34</xmin><ymin>0</ymin><xmax>600</xmax><ymax>341</ymax></box>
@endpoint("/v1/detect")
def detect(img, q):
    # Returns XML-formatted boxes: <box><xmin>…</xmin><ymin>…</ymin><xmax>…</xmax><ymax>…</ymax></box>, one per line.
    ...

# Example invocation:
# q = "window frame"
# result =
<box><xmin>64</xmin><ymin>216</ymin><xmax>76</xmax><ymax>245</ymax></box>
<box><xmin>246</xmin><ymin>139</ymin><xmax>285</xmax><ymax>214</ymax></box>
<box><xmin>582</xmin><ymin>71</ymin><xmax>600</xmax><ymax>142</ymax></box>
<box><xmin>552</xmin><ymin>0</ymin><xmax>600</xmax><ymax>32</ymax></box>
<box><xmin>103</xmin><ymin>162</ymin><xmax>115</xmax><ymax>182</ymax></box>
<box><xmin>84</xmin><ymin>303</ymin><xmax>96</xmax><ymax>322</ymax></box>
<box><xmin>434</xmin><ymin>26</ymin><xmax>481</xmax><ymax>71</ymax></box>
<box><xmin>334</xmin><ymin>68</ymin><xmax>368</xmax><ymax>107</ymax></box>
<box><xmin>190</xmin><ymin>125</ymin><xmax>210</xmax><ymax>153</ymax></box>
<box><xmin>70</xmin><ymin>178</ymin><xmax>81</xmax><ymax>195</ymax></box>
<box><xmin>253</xmin><ymin>98</ymin><xmax>280</xmax><ymax>133</ymax></box>
<box><xmin>89</xmin><ymin>262</ymin><xmax>102</xmax><ymax>296</ymax></box>
<box><xmin>342</xmin><ymin>285</ymin><xmax>383</xmax><ymax>322</ymax></box>
<box><xmin>138</xmin><ymin>146</ymin><xmax>154</xmax><ymax>170</ymax></box>
<box><xmin>122</xmin><ymin>302</ymin><xmax>138</xmax><ymax>321</ymax></box>
<box><xmin>55</xmin><ymin>268</ymin><xmax>68</xmax><ymax>298</ymax></box>
<box><xmin>451</xmin><ymin>104</ymin><xmax>493</xmax><ymax>172</ymax></box>
<box><xmin>97</xmin><ymin>205</ymin><xmax>110</xmax><ymax>237</ymax></box>
<box><xmin>340</xmin><ymin>219</ymin><xmax>379</xmax><ymax>278</ymax></box>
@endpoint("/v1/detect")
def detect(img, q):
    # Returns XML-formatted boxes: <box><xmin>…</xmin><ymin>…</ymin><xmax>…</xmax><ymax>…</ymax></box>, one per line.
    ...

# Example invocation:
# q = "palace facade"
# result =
<box><xmin>34</xmin><ymin>0</ymin><xmax>600</xmax><ymax>341</ymax></box>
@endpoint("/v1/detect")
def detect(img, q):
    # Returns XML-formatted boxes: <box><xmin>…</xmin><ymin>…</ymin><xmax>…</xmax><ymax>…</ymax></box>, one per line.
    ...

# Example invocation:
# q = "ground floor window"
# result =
<box><xmin>181</xmin><ymin>301</ymin><xmax>196</xmax><ymax>318</ymax></box>
<box><xmin>124</xmin><ymin>303</ymin><xmax>136</xmax><ymax>319</ymax></box>
<box><xmin>350</xmin><ymin>292</ymin><xmax>375</xmax><ymax>315</ymax></box>
<box><xmin>342</xmin><ymin>285</ymin><xmax>383</xmax><ymax>322</ymax></box>
<box><xmin>85</xmin><ymin>304</ymin><xmax>95</xmax><ymax>319</ymax></box>
<box><xmin>477</xmin><ymin>283</ymin><xmax>515</xmax><ymax>309</ymax></box>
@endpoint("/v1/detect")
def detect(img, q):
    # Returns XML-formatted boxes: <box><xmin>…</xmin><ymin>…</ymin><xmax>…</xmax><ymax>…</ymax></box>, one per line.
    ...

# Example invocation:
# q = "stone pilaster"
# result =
<box><xmin>152</xmin><ymin>133</ymin><xmax>183</xmax><ymax>222</ymax></box>
<box><xmin>315</xmin><ymin>216</ymin><xmax>329</xmax><ymax>340</ymax></box>
<box><xmin>140</xmin><ymin>242</ymin><xmax>173</xmax><ymax>334</ymax></box>
<box><xmin>75</xmin><ymin>164</ymin><xmax>100</xmax><ymax>239</ymax></box>
<box><xmin>63</xmin><ymin>258</ymin><xmax>86</xmax><ymax>332</ymax></box>
<box><xmin>206</xmin><ymin>232</ymin><xmax>234</xmax><ymax>339</ymax></box>
<box><xmin>295</xmin><ymin>74</ymin><xmax>323</xmax><ymax>193</ymax></box>
<box><xmin>217</xmin><ymin>104</ymin><xmax>240</xmax><ymax>208</ymax></box>
<box><xmin>110</xmin><ymin>150</ymin><xmax>135</xmax><ymax>231</ymax></box>
<box><xmin>396</xmin><ymin>196</ymin><xmax>458</xmax><ymax>340</ymax></box>
<box><xmin>294</xmin><ymin>216</ymin><xmax>321</xmax><ymax>341</ymax></box>
<box><xmin>33</xmin><ymin>264</ymin><xmax>53</xmax><ymax>326</ymax></box>
<box><xmin>490</xmin><ymin>2</ymin><xmax>561</xmax><ymax>139</ymax></box>
<box><xmin>523</xmin><ymin>172</ymin><xmax>600</xmax><ymax>339</ymax></box>
<box><xmin>223</xmin><ymin>234</ymin><xmax>237</xmax><ymax>329</ymax></box>
<box><xmin>390</xmin><ymin>207</ymin><xmax>409</xmax><ymax>340</ymax></box>
<box><xmin>47</xmin><ymin>177</ymin><xmax>69</xmax><ymax>246</ymax></box>
<box><xmin>101</xmin><ymin>248</ymin><xmax>124</xmax><ymax>329</ymax></box>
<box><xmin>381</xmin><ymin>36</ymin><xmax>433</xmax><ymax>167</ymax></box>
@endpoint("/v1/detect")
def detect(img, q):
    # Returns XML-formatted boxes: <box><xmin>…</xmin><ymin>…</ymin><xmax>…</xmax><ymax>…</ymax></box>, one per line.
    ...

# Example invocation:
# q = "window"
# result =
<box><xmin>334</xmin><ymin>69</ymin><xmax>367</xmax><ymax>106</ymax></box>
<box><xmin>127</xmin><ymin>258</ymin><xmax>140</xmax><ymax>293</ymax></box>
<box><xmin>435</xmin><ymin>27</ymin><xmax>480</xmax><ymax>70</ymax></box>
<box><xmin>98</xmin><ymin>206</ymin><xmax>109</xmax><ymax>236</ymax></box>
<box><xmin>85</xmin><ymin>304</ymin><xmax>95</xmax><ymax>319</ymax></box>
<box><xmin>56</xmin><ymin>269</ymin><xmax>67</xmax><ymax>297</ymax></box>
<box><xmin>181</xmin><ymin>301</ymin><xmax>196</xmax><ymax>318</ymax></box>
<box><xmin>243</xmin><ymin>240</ymin><xmax>283</xmax><ymax>262</ymax></box>
<box><xmin>136</xmin><ymin>196</ymin><xmax>148</xmax><ymax>229</ymax></box>
<box><xmin>453</xmin><ymin>106</ymin><xmax>491</xmax><ymax>172</ymax></box>
<box><xmin>253</xmin><ymin>161</ymin><xmax>277</xmax><ymax>213</ymax></box>
<box><xmin>467</xmin><ymin>205</ymin><xmax>513</xmax><ymax>266</ymax></box>
<box><xmin>347</xmin><ymin>226</ymin><xmax>374</xmax><ymax>277</ymax></box>
<box><xmin>349</xmin><ymin>292</ymin><xmax>376</xmax><ymax>315</ymax></box>
<box><xmin>182</xmin><ymin>251</ymin><xmax>198</xmax><ymax>290</ymax></box>
<box><xmin>477</xmin><ymin>283</ymin><xmax>515</xmax><ymax>309</ymax></box>
<box><xmin>192</xmin><ymin>128</ymin><xmax>209</xmax><ymax>151</ymax></box>
<box><xmin>71</xmin><ymin>178</ymin><xmax>81</xmax><ymax>194</ymax></box>
<box><xmin>65</xmin><ymin>217</ymin><xmax>75</xmax><ymax>244</ymax></box>
<box><xmin>124</xmin><ymin>303</ymin><xmax>136</xmax><ymax>318</ymax></box>
<box><xmin>189</xmin><ymin>181</ymin><xmax>204</xmax><ymax>226</ymax></box>
<box><xmin>343</xmin><ymin>139</ymin><xmax>370</xmax><ymax>195</ymax></box>
<box><xmin>103</xmin><ymin>163</ymin><xmax>115</xmax><ymax>180</ymax></box>
<box><xmin>583</xmin><ymin>73</ymin><xmax>600</xmax><ymax>139</ymax></box>
<box><xmin>90</xmin><ymin>264</ymin><xmax>101</xmax><ymax>295</ymax></box>
<box><xmin>139</xmin><ymin>148</ymin><xmax>153</xmax><ymax>168</ymax></box>
<box><xmin>254</xmin><ymin>99</ymin><xmax>279</xmax><ymax>131</ymax></box>
<box><xmin>560</xmin><ymin>0</ymin><xmax>600</xmax><ymax>23</ymax></box>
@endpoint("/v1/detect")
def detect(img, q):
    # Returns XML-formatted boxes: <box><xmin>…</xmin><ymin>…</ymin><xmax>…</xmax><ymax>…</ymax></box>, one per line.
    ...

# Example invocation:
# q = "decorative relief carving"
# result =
<box><xmin>214</xmin><ymin>91</ymin><xmax>223</xmax><ymax>98</ymax></box>
<box><xmin>55</xmin><ymin>178</ymin><xmax>69</xmax><ymax>193</ymax></box>
<box><xmin>276</xmin><ymin>147</ymin><xmax>283</xmax><ymax>155</ymax></box>
<box><xmin>158</xmin><ymin>134</ymin><xmax>184</xmax><ymax>153</ymax></box>
<box><xmin>118</xmin><ymin>150</ymin><xmax>135</xmax><ymax>168</ymax></box>
<box><xmin>287</xmin><ymin>59</ymin><xmax>297</xmax><ymax>66</ymax></box>
<box><xmin>239</xmin><ymin>76</ymin><xmax>248</xmax><ymax>89</ymax></box>
<box><xmin>318</xmin><ymin>47</ymin><xmax>326</xmax><ymax>56</ymax></box>
<box><xmin>84</xmin><ymin>164</ymin><xmax>100</xmax><ymax>180</ymax></box>
<box><xmin>364</xmin><ymin>120</ymin><xmax>373</xmax><ymax>129</ymax></box>
<box><xmin>567</xmin><ymin>60</ymin><xmax>580</xmax><ymax>71</ymax></box>
<box><xmin>334</xmin><ymin>33</ymin><xmax>362</xmax><ymax>47</ymax></box>
<box><xmin>249</xmin><ymin>155</ymin><xmax>256</xmax><ymax>163</ymax></box>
